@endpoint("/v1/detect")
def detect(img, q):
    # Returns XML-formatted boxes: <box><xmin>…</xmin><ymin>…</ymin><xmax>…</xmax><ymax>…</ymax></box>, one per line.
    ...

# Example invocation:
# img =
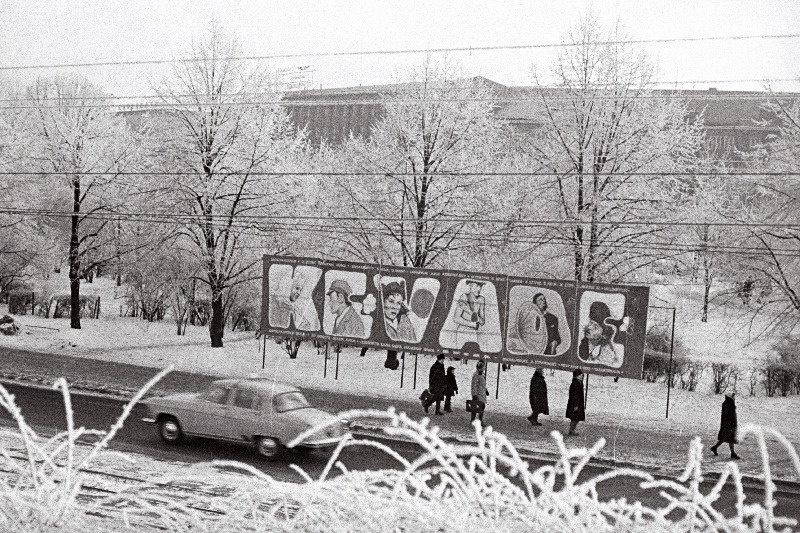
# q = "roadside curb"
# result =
<box><xmin>2</xmin><ymin>371</ymin><xmax>798</xmax><ymax>494</ymax></box>
<box><xmin>347</xmin><ymin>422</ymin><xmax>800</xmax><ymax>494</ymax></box>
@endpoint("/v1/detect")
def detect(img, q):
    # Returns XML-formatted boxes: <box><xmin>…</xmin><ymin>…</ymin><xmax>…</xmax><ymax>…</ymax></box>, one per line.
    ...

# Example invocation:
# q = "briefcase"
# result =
<box><xmin>465</xmin><ymin>399</ymin><xmax>485</xmax><ymax>414</ymax></box>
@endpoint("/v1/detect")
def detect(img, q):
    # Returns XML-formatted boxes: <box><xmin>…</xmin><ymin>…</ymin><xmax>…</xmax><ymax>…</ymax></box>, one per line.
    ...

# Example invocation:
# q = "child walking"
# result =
<box><xmin>444</xmin><ymin>366</ymin><xmax>459</xmax><ymax>413</ymax></box>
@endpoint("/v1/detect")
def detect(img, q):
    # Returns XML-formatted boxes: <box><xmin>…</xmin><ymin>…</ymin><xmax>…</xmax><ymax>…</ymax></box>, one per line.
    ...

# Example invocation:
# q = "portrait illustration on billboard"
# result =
<box><xmin>439</xmin><ymin>279</ymin><xmax>502</xmax><ymax>353</ymax></box>
<box><xmin>506</xmin><ymin>286</ymin><xmax>570</xmax><ymax>356</ymax></box>
<box><xmin>577</xmin><ymin>291</ymin><xmax>630</xmax><ymax>369</ymax></box>
<box><xmin>376</xmin><ymin>275</ymin><xmax>440</xmax><ymax>343</ymax></box>
<box><xmin>267</xmin><ymin>264</ymin><xmax>322</xmax><ymax>331</ymax></box>
<box><xmin>323</xmin><ymin>271</ymin><xmax>373</xmax><ymax>339</ymax></box>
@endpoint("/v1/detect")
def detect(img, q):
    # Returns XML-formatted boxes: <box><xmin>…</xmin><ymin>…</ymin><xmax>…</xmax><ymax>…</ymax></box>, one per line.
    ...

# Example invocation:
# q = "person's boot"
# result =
<box><xmin>730</xmin><ymin>453</ymin><xmax>741</xmax><ymax>460</ymax></box>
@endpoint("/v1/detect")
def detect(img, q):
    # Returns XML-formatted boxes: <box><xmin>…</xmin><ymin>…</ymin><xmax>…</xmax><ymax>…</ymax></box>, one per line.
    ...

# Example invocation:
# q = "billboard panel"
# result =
<box><xmin>259</xmin><ymin>255</ymin><xmax>649</xmax><ymax>379</ymax></box>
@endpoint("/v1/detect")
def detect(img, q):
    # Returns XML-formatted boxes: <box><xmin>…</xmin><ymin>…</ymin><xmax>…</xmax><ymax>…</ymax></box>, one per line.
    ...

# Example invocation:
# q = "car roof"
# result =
<box><xmin>211</xmin><ymin>377</ymin><xmax>301</xmax><ymax>396</ymax></box>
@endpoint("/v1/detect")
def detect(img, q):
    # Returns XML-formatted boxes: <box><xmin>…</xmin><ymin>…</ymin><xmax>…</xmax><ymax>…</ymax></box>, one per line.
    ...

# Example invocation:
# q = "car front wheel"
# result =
<box><xmin>255</xmin><ymin>437</ymin><xmax>281</xmax><ymax>459</ymax></box>
<box><xmin>158</xmin><ymin>416</ymin><xmax>183</xmax><ymax>444</ymax></box>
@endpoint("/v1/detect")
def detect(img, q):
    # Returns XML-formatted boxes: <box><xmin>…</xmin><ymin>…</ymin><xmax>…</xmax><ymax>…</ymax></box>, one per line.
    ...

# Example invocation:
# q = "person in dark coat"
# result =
<box><xmin>565</xmin><ymin>368</ymin><xmax>585</xmax><ymax>435</ymax></box>
<box><xmin>527</xmin><ymin>368</ymin><xmax>549</xmax><ymax>426</ymax></box>
<box><xmin>710</xmin><ymin>393</ymin><xmax>741</xmax><ymax>459</ymax></box>
<box><xmin>443</xmin><ymin>366</ymin><xmax>459</xmax><ymax>413</ymax></box>
<box><xmin>423</xmin><ymin>354</ymin><xmax>447</xmax><ymax>415</ymax></box>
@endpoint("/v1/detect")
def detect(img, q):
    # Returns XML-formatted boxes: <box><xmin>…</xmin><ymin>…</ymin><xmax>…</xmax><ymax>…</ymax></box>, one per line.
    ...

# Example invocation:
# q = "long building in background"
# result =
<box><xmin>284</xmin><ymin>78</ymin><xmax>794</xmax><ymax>163</ymax></box>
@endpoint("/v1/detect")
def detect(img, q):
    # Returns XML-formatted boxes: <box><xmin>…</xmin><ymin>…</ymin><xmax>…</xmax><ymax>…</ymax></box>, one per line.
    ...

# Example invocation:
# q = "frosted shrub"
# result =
<box><xmin>0</xmin><ymin>375</ymin><xmax>799</xmax><ymax>532</ymax></box>
<box><xmin>0</xmin><ymin>368</ymin><xmax>170</xmax><ymax>531</ymax></box>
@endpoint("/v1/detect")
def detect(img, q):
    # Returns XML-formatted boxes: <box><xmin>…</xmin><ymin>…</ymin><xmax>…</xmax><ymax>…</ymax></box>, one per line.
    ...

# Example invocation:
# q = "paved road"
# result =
<box><xmin>1</xmin><ymin>381</ymin><xmax>798</xmax><ymax>525</ymax></box>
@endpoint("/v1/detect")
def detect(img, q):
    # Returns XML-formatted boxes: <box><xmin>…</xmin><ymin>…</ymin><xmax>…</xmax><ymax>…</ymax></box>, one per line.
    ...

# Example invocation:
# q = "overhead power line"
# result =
<box><xmin>1</xmin><ymin>78</ymin><xmax>797</xmax><ymax>105</ymax></box>
<box><xmin>3</xmin><ymin>207</ymin><xmax>799</xmax><ymax>229</ymax></box>
<box><xmin>2</xmin><ymin>92</ymin><xmax>796</xmax><ymax>111</ymax></box>
<box><xmin>2</xmin><ymin>33</ymin><xmax>799</xmax><ymax>71</ymax></box>
<box><xmin>2</xmin><ymin>171</ymin><xmax>793</xmax><ymax>177</ymax></box>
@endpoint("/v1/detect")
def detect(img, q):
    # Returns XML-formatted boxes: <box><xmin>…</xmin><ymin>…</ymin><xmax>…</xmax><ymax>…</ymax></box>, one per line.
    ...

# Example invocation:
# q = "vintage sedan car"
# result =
<box><xmin>142</xmin><ymin>377</ymin><xmax>349</xmax><ymax>459</ymax></box>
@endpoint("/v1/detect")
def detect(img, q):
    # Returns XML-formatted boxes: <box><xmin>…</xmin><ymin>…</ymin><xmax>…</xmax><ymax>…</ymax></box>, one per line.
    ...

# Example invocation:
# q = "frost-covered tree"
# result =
<box><xmin>153</xmin><ymin>25</ymin><xmax>306</xmax><ymax>347</ymax></box>
<box><xmin>738</xmin><ymin>92</ymin><xmax>800</xmax><ymax>331</ymax></box>
<box><xmin>332</xmin><ymin>58</ymin><xmax>507</xmax><ymax>268</ymax></box>
<box><xmin>17</xmin><ymin>74</ymin><xmax>141</xmax><ymax>328</ymax></box>
<box><xmin>523</xmin><ymin>14</ymin><xmax>704</xmax><ymax>282</ymax></box>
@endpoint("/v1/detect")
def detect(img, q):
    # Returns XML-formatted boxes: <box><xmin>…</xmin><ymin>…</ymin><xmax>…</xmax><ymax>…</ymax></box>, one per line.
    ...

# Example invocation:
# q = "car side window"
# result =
<box><xmin>255</xmin><ymin>395</ymin><xmax>271</xmax><ymax>412</ymax></box>
<box><xmin>203</xmin><ymin>386</ymin><xmax>229</xmax><ymax>404</ymax></box>
<box><xmin>233</xmin><ymin>388</ymin><xmax>256</xmax><ymax>409</ymax></box>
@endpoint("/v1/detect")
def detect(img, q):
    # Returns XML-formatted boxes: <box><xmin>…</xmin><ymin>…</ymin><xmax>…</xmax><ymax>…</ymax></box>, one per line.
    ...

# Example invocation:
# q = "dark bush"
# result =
<box><xmin>7</xmin><ymin>290</ymin><xmax>35</xmax><ymax>315</ymax></box>
<box><xmin>760</xmin><ymin>335</ymin><xmax>800</xmax><ymax>397</ymax></box>
<box><xmin>192</xmin><ymin>297</ymin><xmax>211</xmax><ymax>326</ymax></box>
<box><xmin>643</xmin><ymin>326</ymin><xmax>691</xmax><ymax>386</ymax></box>
<box><xmin>710</xmin><ymin>363</ymin><xmax>739</xmax><ymax>394</ymax></box>
<box><xmin>680</xmin><ymin>360</ymin><xmax>707</xmax><ymax>391</ymax></box>
<box><xmin>50</xmin><ymin>295</ymin><xmax>101</xmax><ymax>319</ymax></box>
<box><xmin>747</xmin><ymin>369</ymin><xmax>759</xmax><ymax>396</ymax></box>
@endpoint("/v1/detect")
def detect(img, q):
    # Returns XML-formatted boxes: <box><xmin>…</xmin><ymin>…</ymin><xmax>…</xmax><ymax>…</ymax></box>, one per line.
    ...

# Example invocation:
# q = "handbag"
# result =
<box><xmin>419</xmin><ymin>389</ymin><xmax>433</xmax><ymax>404</ymax></box>
<box><xmin>465</xmin><ymin>399</ymin><xmax>485</xmax><ymax>414</ymax></box>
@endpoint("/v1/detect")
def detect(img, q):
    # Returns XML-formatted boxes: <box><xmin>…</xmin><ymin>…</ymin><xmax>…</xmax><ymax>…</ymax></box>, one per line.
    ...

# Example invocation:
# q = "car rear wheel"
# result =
<box><xmin>255</xmin><ymin>437</ymin><xmax>281</xmax><ymax>459</ymax></box>
<box><xmin>158</xmin><ymin>416</ymin><xmax>183</xmax><ymax>444</ymax></box>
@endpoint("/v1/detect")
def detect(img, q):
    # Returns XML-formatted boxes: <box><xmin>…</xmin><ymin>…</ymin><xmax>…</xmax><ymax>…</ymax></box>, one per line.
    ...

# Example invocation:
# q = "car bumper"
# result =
<box><xmin>142</xmin><ymin>417</ymin><xmax>156</xmax><ymax>424</ymax></box>
<box><xmin>297</xmin><ymin>434</ymin><xmax>350</xmax><ymax>449</ymax></box>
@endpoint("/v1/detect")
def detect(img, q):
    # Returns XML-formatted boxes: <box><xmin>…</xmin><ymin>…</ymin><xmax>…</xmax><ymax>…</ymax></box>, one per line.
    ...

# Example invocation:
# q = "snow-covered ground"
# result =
<box><xmin>1</xmin><ymin>275</ymin><xmax>799</xmax><ymax>531</ymax></box>
<box><xmin>1</xmin><ymin>274</ymin><xmax>797</xmax><ymax>445</ymax></box>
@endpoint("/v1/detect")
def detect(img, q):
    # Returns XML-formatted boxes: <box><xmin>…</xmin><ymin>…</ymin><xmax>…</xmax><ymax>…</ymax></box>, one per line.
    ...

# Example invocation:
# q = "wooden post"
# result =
<box><xmin>335</xmin><ymin>345</ymin><xmax>340</xmax><ymax>380</ymax></box>
<box><xmin>400</xmin><ymin>351</ymin><xmax>405</xmax><ymax>388</ymax></box>
<box><xmin>261</xmin><ymin>335</ymin><xmax>267</xmax><ymax>369</ymax></box>
<box><xmin>495</xmin><ymin>362</ymin><xmax>501</xmax><ymax>400</ymax></box>
<box><xmin>584</xmin><ymin>373</ymin><xmax>590</xmax><ymax>410</ymax></box>
<box><xmin>413</xmin><ymin>353</ymin><xmax>418</xmax><ymax>389</ymax></box>
<box><xmin>324</xmin><ymin>343</ymin><xmax>329</xmax><ymax>378</ymax></box>
<box><xmin>666</xmin><ymin>307</ymin><xmax>676</xmax><ymax>419</ymax></box>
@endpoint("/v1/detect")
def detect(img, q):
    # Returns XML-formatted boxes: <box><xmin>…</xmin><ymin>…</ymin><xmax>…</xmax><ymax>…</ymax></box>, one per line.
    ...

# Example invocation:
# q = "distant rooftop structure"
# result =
<box><xmin>283</xmin><ymin>78</ymin><xmax>798</xmax><ymax>162</ymax></box>
<box><xmin>113</xmin><ymin>77</ymin><xmax>798</xmax><ymax>163</ymax></box>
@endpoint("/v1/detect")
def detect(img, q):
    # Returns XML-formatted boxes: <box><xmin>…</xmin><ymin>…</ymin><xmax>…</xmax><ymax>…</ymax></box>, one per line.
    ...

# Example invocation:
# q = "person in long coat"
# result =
<box><xmin>443</xmin><ymin>366</ymin><xmax>459</xmax><ymax>413</ymax></box>
<box><xmin>470</xmin><ymin>360</ymin><xmax>489</xmax><ymax>424</ymax></box>
<box><xmin>423</xmin><ymin>354</ymin><xmax>447</xmax><ymax>415</ymax></box>
<box><xmin>527</xmin><ymin>368</ymin><xmax>549</xmax><ymax>426</ymax></box>
<box><xmin>565</xmin><ymin>368</ymin><xmax>585</xmax><ymax>435</ymax></box>
<box><xmin>710</xmin><ymin>393</ymin><xmax>741</xmax><ymax>459</ymax></box>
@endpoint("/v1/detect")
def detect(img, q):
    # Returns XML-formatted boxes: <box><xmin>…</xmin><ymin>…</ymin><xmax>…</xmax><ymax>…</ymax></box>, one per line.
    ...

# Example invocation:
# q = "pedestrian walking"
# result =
<box><xmin>710</xmin><ymin>392</ymin><xmax>741</xmax><ymax>460</ymax></box>
<box><xmin>527</xmin><ymin>368</ymin><xmax>549</xmax><ymax>426</ymax></box>
<box><xmin>444</xmin><ymin>366</ymin><xmax>459</xmax><ymax>413</ymax></box>
<box><xmin>423</xmin><ymin>354</ymin><xmax>447</xmax><ymax>415</ymax></box>
<box><xmin>470</xmin><ymin>360</ymin><xmax>489</xmax><ymax>424</ymax></box>
<box><xmin>565</xmin><ymin>368</ymin><xmax>585</xmax><ymax>435</ymax></box>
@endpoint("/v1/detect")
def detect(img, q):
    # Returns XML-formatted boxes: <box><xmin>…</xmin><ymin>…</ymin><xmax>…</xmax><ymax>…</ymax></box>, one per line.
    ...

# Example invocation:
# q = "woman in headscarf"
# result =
<box><xmin>710</xmin><ymin>392</ymin><xmax>741</xmax><ymax>460</ymax></box>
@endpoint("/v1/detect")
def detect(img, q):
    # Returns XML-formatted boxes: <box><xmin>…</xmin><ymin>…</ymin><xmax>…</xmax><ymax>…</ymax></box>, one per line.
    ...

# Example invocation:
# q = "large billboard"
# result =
<box><xmin>259</xmin><ymin>256</ymin><xmax>650</xmax><ymax>379</ymax></box>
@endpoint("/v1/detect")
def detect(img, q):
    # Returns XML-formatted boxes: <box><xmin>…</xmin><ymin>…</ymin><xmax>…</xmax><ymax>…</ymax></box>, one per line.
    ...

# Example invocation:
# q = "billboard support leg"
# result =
<box><xmin>324</xmin><ymin>343</ymin><xmax>329</xmax><ymax>379</ymax></box>
<box><xmin>666</xmin><ymin>306</ymin><xmax>676</xmax><ymax>419</ymax></box>
<box><xmin>495</xmin><ymin>362</ymin><xmax>500</xmax><ymax>400</ymax></box>
<box><xmin>400</xmin><ymin>351</ymin><xmax>405</xmax><ymax>388</ymax></box>
<box><xmin>584</xmin><ymin>373</ymin><xmax>589</xmax><ymax>411</ymax></box>
<box><xmin>413</xmin><ymin>353</ymin><xmax>418</xmax><ymax>389</ymax></box>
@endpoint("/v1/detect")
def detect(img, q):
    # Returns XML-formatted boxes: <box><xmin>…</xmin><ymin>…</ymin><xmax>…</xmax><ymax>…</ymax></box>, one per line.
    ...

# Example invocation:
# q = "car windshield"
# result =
<box><xmin>273</xmin><ymin>391</ymin><xmax>310</xmax><ymax>413</ymax></box>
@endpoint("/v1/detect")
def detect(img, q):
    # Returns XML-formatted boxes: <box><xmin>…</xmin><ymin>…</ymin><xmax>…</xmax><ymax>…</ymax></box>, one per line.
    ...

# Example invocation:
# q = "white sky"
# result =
<box><xmin>1</xmin><ymin>0</ymin><xmax>799</xmax><ymax>96</ymax></box>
